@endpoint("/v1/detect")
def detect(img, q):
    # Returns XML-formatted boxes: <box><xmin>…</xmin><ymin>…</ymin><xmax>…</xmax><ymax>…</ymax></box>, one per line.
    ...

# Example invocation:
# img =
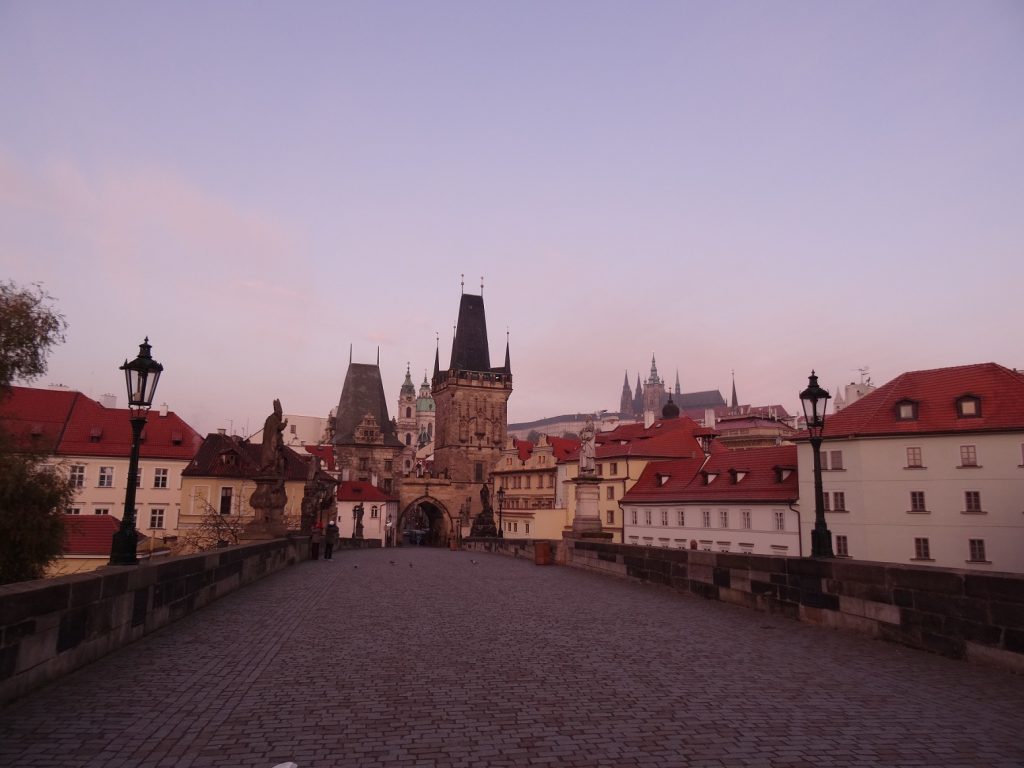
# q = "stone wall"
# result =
<box><xmin>565</xmin><ymin>539</ymin><xmax>1024</xmax><ymax>672</ymax></box>
<box><xmin>0</xmin><ymin>536</ymin><xmax>311</xmax><ymax>705</ymax></box>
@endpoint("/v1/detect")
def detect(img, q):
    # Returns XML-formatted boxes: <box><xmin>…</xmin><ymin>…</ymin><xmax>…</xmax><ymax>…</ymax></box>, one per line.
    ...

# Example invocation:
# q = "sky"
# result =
<box><xmin>2</xmin><ymin>1</ymin><xmax>1022</xmax><ymax>437</ymax></box>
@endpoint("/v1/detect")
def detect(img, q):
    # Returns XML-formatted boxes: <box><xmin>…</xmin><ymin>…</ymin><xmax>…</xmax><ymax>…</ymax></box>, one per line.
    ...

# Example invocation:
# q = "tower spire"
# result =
<box><xmin>675</xmin><ymin>369</ymin><xmax>681</xmax><ymax>396</ymax></box>
<box><xmin>731</xmin><ymin>370</ymin><xmax>738</xmax><ymax>410</ymax></box>
<box><xmin>504</xmin><ymin>328</ymin><xmax>511</xmax><ymax>374</ymax></box>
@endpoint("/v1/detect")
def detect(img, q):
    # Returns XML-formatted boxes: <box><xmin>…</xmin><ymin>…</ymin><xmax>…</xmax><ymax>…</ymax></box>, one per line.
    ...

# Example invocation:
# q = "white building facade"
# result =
<box><xmin>798</xmin><ymin>363</ymin><xmax>1024</xmax><ymax>573</ymax></box>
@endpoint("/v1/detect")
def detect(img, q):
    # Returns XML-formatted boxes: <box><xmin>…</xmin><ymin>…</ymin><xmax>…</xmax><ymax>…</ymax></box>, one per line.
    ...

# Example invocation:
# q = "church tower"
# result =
<box><xmin>619</xmin><ymin>371</ymin><xmax>633</xmax><ymax>416</ymax></box>
<box><xmin>642</xmin><ymin>354</ymin><xmax>667</xmax><ymax>421</ymax></box>
<box><xmin>395</xmin><ymin>364</ymin><xmax>418</xmax><ymax>475</ymax></box>
<box><xmin>431</xmin><ymin>292</ymin><xmax>512</xmax><ymax>483</ymax></box>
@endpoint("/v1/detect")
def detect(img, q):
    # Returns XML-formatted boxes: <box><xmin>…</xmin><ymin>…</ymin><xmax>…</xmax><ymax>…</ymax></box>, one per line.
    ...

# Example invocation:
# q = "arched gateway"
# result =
<box><xmin>397</xmin><ymin>497</ymin><xmax>454</xmax><ymax>547</ymax></box>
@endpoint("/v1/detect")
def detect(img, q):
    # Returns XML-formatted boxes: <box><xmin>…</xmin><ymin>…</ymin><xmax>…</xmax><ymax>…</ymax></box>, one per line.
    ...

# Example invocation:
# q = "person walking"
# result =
<box><xmin>324</xmin><ymin>519</ymin><xmax>340</xmax><ymax>560</ymax></box>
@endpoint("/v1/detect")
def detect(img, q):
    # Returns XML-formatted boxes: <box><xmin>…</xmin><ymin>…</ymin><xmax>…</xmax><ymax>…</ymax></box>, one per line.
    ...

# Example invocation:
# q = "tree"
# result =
<box><xmin>0</xmin><ymin>281</ymin><xmax>67</xmax><ymax>391</ymax></box>
<box><xmin>0</xmin><ymin>281</ymin><xmax>72</xmax><ymax>583</ymax></box>
<box><xmin>526</xmin><ymin>430</ymin><xmax>542</xmax><ymax>443</ymax></box>
<box><xmin>0</xmin><ymin>437</ymin><xmax>74</xmax><ymax>583</ymax></box>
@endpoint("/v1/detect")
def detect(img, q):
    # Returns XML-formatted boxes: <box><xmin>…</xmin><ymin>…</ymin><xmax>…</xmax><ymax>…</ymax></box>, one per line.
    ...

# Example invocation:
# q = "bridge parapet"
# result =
<box><xmin>465</xmin><ymin>537</ymin><xmax>1024</xmax><ymax>672</ymax></box>
<box><xmin>0</xmin><ymin>535</ymin><xmax>313</xmax><ymax>706</ymax></box>
<box><xmin>567</xmin><ymin>540</ymin><xmax>1024</xmax><ymax>672</ymax></box>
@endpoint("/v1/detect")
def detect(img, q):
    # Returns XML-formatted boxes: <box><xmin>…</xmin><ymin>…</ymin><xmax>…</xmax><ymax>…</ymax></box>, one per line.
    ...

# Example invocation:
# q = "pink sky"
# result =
<box><xmin>2</xmin><ymin>2</ymin><xmax>1022</xmax><ymax>436</ymax></box>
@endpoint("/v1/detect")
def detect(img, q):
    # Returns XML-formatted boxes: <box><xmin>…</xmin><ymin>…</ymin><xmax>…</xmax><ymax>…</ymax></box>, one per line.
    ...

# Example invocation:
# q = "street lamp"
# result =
<box><xmin>800</xmin><ymin>370</ymin><xmax>833</xmax><ymax>558</ymax></box>
<box><xmin>110</xmin><ymin>338</ymin><xmax>163</xmax><ymax>565</ymax></box>
<box><xmin>496</xmin><ymin>485</ymin><xmax>505</xmax><ymax>539</ymax></box>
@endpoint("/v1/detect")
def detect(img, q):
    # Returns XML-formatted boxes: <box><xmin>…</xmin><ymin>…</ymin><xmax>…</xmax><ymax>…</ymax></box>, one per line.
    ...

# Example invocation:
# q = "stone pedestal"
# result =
<box><xmin>571</xmin><ymin>475</ymin><xmax>603</xmax><ymax>535</ymax></box>
<box><xmin>470</xmin><ymin>508</ymin><xmax>498</xmax><ymax>538</ymax></box>
<box><xmin>245</xmin><ymin>474</ymin><xmax>288</xmax><ymax>540</ymax></box>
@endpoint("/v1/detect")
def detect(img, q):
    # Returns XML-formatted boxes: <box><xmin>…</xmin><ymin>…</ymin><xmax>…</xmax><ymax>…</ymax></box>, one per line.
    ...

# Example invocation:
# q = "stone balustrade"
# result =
<box><xmin>0</xmin><ymin>536</ymin><xmax>312</xmax><ymax>705</ymax></box>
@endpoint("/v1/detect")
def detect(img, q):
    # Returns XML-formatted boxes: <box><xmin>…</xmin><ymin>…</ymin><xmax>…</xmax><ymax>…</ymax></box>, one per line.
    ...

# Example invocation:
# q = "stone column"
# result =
<box><xmin>571</xmin><ymin>475</ymin><xmax>603</xmax><ymax>535</ymax></box>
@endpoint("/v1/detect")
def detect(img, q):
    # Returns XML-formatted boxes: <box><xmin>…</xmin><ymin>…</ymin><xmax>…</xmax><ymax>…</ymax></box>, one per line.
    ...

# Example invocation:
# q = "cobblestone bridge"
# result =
<box><xmin>2</xmin><ymin>547</ymin><xmax>1022</xmax><ymax>768</ymax></box>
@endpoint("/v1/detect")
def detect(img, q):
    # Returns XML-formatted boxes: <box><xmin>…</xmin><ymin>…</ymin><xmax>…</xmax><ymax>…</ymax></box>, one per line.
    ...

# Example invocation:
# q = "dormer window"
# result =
<box><xmin>728</xmin><ymin>469</ymin><xmax>747</xmax><ymax>484</ymax></box>
<box><xmin>773</xmin><ymin>466</ymin><xmax>794</xmax><ymax>483</ymax></box>
<box><xmin>89</xmin><ymin>426</ymin><xmax>103</xmax><ymax>442</ymax></box>
<box><xmin>895</xmin><ymin>400</ymin><xmax>918</xmax><ymax>421</ymax></box>
<box><xmin>957</xmin><ymin>395</ymin><xmax>982</xmax><ymax>418</ymax></box>
<box><xmin>701</xmin><ymin>471</ymin><xmax>718</xmax><ymax>485</ymax></box>
<box><xmin>655</xmin><ymin>473</ymin><xmax>670</xmax><ymax>487</ymax></box>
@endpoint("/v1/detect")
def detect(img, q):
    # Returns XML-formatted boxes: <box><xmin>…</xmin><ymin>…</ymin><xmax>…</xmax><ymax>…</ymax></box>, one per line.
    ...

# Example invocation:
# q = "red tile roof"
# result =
<box><xmin>182</xmin><ymin>432</ymin><xmax>310</xmax><ymax>480</ymax></box>
<box><xmin>623</xmin><ymin>445</ymin><xmax>798</xmax><ymax>504</ymax></box>
<box><xmin>595</xmin><ymin>417</ymin><xmax>706</xmax><ymax>460</ymax></box>
<box><xmin>514</xmin><ymin>439</ymin><xmax>534</xmax><ymax>462</ymax></box>
<box><xmin>304</xmin><ymin>444</ymin><xmax>336</xmax><ymax>472</ymax></box>
<box><xmin>61</xmin><ymin>514</ymin><xmax>145</xmax><ymax>556</ymax></box>
<box><xmin>336</xmin><ymin>481</ymin><xmax>394</xmax><ymax>503</ymax></box>
<box><xmin>548</xmin><ymin>435</ymin><xmax>581</xmax><ymax>462</ymax></box>
<box><xmin>813</xmin><ymin>363</ymin><xmax>1024</xmax><ymax>439</ymax></box>
<box><xmin>0</xmin><ymin>386</ymin><xmax>202</xmax><ymax>459</ymax></box>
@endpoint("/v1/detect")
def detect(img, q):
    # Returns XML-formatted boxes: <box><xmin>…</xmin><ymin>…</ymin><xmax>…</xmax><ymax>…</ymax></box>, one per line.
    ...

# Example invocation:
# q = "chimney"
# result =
<box><xmin>217</xmin><ymin>428</ymin><xmax>227</xmax><ymax>435</ymax></box>
<box><xmin>100</xmin><ymin>393</ymin><xmax>117</xmax><ymax>409</ymax></box>
<box><xmin>159</xmin><ymin>403</ymin><xmax>168</xmax><ymax>417</ymax></box>
<box><xmin>704</xmin><ymin>409</ymin><xmax>716</xmax><ymax>429</ymax></box>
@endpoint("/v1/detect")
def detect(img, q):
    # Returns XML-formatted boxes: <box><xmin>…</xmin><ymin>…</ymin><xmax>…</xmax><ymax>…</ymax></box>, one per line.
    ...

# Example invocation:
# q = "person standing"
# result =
<box><xmin>324</xmin><ymin>520</ymin><xmax>340</xmax><ymax>560</ymax></box>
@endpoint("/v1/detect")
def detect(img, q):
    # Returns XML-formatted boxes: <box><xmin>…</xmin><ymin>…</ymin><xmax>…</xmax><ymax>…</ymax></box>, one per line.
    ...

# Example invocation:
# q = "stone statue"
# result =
<box><xmin>260</xmin><ymin>399</ymin><xmax>288</xmax><ymax>475</ymax></box>
<box><xmin>579</xmin><ymin>416</ymin><xmax>596</xmax><ymax>475</ymax></box>
<box><xmin>479</xmin><ymin>482</ymin><xmax>491</xmax><ymax>512</ymax></box>
<box><xmin>353</xmin><ymin>502</ymin><xmax>365</xmax><ymax>539</ymax></box>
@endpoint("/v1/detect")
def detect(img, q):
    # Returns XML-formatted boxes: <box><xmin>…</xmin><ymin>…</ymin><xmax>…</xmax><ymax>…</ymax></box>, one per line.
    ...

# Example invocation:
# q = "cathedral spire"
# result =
<box><xmin>730</xmin><ymin>370</ymin><xmax>738</xmax><ymax>410</ymax></box>
<box><xmin>433</xmin><ymin>333</ymin><xmax>440</xmax><ymax>379</ymax></box>
<box><xmin>675</xmin><ymin>369</ymin><xmax>681</xmax><ymax>396</ymax></box>
<box><xmin>504</xmin><ymin>328</ymin><xmax>511</xmax><ymax>374</ymax></box>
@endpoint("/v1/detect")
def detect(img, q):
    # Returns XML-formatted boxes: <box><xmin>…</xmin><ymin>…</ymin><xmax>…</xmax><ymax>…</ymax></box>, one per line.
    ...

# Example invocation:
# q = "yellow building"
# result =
<box><xmin>491</xmin><ymin>434</ymin><xmax>579</xmax><ymax>539</ymax></box>
<box><xmin>178</xmin><ymin>432</ymin><xmax>310</xmax><ymax>550</ymax></box>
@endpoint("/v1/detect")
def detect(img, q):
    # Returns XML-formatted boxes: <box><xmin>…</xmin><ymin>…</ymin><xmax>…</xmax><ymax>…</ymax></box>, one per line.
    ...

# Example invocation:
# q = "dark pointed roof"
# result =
<box><xmin>504</xmin><ymin>337</ymin><xmax>511</xmax><ymax>375</ymax></box>
<box><xmin>332</xmin><ymin>363</ymin><xmax>403</xmax><ymax>447</ymax></box>
<box><xmin>183</xmin><ymin>432</ymin><xmax>309</xmax><ymax>480</ymax></box>
<box><xmin>731</xmin><ymin>373</ymin><xmax>738</xmax><ymax>409</ymax></box>
<box><xmin>450</xmin><ymin>293</ymin><xmax>491</xmax><ymax>372</ymax></box>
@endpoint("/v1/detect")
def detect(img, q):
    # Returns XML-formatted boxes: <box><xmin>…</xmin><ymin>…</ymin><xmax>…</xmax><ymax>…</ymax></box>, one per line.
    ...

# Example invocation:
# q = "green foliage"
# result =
<box><xmin>0</xmin><ymin>281</ymin><xmax>67</xmax><ymax>391</ymax></box>
<box><xmin>0</xmin><ymin>445</ymin><xmax>73</xmax><ymax>584</ymax></box>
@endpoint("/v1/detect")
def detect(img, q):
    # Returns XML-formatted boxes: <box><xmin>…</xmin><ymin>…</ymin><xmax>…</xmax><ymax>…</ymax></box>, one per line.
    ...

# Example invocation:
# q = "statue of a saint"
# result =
<box><xmin>260</xmin><ymin>399</ymin><xmax>288</xmax><ymax>475</ymax></box>
<box><xmin>579</xmin><ymin>416</ymin><xmax>596</xmax><ymax>475</ymax></box>
<box><xmin>479</xmin><ymin>482</ymin><xmax>491</xmax><ymax>512</ymax></box>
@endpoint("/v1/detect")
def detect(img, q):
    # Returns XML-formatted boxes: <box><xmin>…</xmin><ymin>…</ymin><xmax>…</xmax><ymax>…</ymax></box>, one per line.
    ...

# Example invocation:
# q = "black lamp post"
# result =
<box><xmin>800</xmin><ymin>370</ymin><xmax>833</xmax><ymax>558</ymax></box>
<box><xmin>496</xmin><ymin>485</ymin><xmax>505</xmax><ymax>539</ymax></box>
<box><xmin>110</xmin><ymin>338</ymin><xmax>163</xmax><ymax>566</ymax></box>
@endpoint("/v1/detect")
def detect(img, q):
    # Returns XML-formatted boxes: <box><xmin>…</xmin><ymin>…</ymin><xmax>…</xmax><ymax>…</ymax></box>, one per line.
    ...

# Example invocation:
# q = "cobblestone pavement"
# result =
<box><xmin>2</xmin><ymin>548</ymin><xmax>1023</xmax><ymax>768</ymax></box>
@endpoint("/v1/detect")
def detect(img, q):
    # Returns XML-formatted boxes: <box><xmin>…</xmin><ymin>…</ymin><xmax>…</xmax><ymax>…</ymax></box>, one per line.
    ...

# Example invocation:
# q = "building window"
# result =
<box><xmin>525</xmin><ymin>523</ymin><xmax>530</xmax><ymax>534</ymax></box>
<box><xmin>68</xmin><ymin>507</ymin><xmax>81</xmax><ymax>515</ymax></box>
<box><xmin>606</xmin><ymin>486</ymin><xmax>614</xmax><ymax>500</ymax></box>
<box><xmin>609</xmin><ymin>462</ymin><xmax>618</xmax><ymax>475</ymax></box>
<box><xmin>677</xmin><ymin>509</ymin><xmax>685</xmax><ymax>526</ymax></box>
<box><xmin>97</xmin><ymin>466</ymin><xmax>114</xmax><ymax>488</ymax></box>
<box><xmin>370</xmin><ymin>506</ymin><xmax>379</xmax><ymax>519</ymax></box>
<box><xmin>836</xmin><ymin>535</ymin><xmax>849</xmax><ymax>557</ymax></box>
<box><xmin>719</xmin><ymin>509</ymin><xmax>729</xmax><ymax>528</ymax></box>
<box><xmin>823</xmin><ymin>493</ymin><xmax>830</xmax><ymax>512</ymax></box>
<box><xmin>829</xmin><ymin>450</ymin><xmax>844</xmax><ymax>470</ymax></box>
<box><xmin>606</xmin><ymin>510</ymin><xmax>614</xmax><ymax>524</ymax></box>
<box><xmin>661</xmin><ymin>509</ymin><xmax>668</xmax><ymax>526</ymax></box>
<box><xmin>968</xmin><ymin>539</ymin><xmax>987</xmax><ymax>562</ymax></box>
<box><xmin>906</xmin><ymin>447</ymin><xmax>922</xmax><ymax>468</ymax></box>
<box><xmin>702</xmin><ymin>509</ymin><xmax>711</xmax><ymax>528</ymax></box>
<box><xmin>547</xmin><ymin>476</ymin><xmax>554</xmax><ymax>488</ymax></box>
<box><xmin>525</xmin><ymin>475</ymin><xmax>532</xmax><ymax>489</ymax></box>
<box><xmin>832</xmin><ymin>492</ymin><xmax>846</xmax><ymax>511</ymax></box>
<box><xmin>896</xmin><ymin>400</ymin><xmax>918</xmax><ymax>420</ymax></box>
<box><xmin>134</xmin><ymin>469</ymin><xmax>142</xmax><ymax>488</ymax></box>
<box><xmin>359</xmin><ymin>458</ymin><xmax>369</xmax><ymax>471</ymax></box>
<box><xmin>219</xmin><ymin>487</ymin><xmax>233</xmax><ymax>515</ymax></box>
<box><xmin>774</xmin><ymin>511</ymin><xmax>785</xmax><ymax>531</ymax></box>
<box><xmin>910</xmin><ymin>491</ymin><xmax>927</xmax><ymax>512</ymax></box>
<box><xmin>474</xmin><ymin>463</ymin><xmax>483</xmax><ymax>482</ymax></box>
<box><xmin>913</xmin><ymin>537</ymin><xmax>931</xmax><ymax>560</ymax></box>
<box><xmin>149</xmin><ymin>508</ymin><xmax>165</xmax><ymax>529</ymax></box>
<box><xmin>69</xmin><ymin>465</ymin><xmax>85</xmax><ymax>488</ymax></box>
<box><xmin>405</xmin><ymin>433</ymin><xmax>412</xmax><ymax>446</ymax></box>
<box><xmin>644</xmin><ymin>509</ymin><xmax>652</xmax><ymax>526</ymax></box>
<box><xmin>383</xmin><ymin>478</ymin><xmax>393</xmax><ymax>493</ymax></box>
<box><xmin>742</xmin><ymin>510</ymin><xmax>751</xmax><ymax>529</ymax></box>
<box><xmin>631</xmin><ymin>509</ymin><xmax>637</xmax><ymax>525</ymax></box>
<box><xmin>94</xmin><ymin>508</ymin><xmax>109</xmax><ymax>515</ymax></box>
<box><xmin>384</xmin><ymin>460</ymin><xmax>393</xmax><ymax>472</ymax></box>
<box><xmin>959</xmin><ymin>445</ymin><xmax>978</xmax><ymax>467</ymax></box>
<box><xmin>964</xmin><ymin>491</ymin><xmax>982</xmax><ymax>513</ymax></box>
<box><xmin>957</xmin><ymin>396</ymin><xmax>981</xmax><ymax>418</ymax></box>
<box><xmin>153</xmin><ymin>468</ymin><xmax>168</xmax><ymax>488</ymax></box>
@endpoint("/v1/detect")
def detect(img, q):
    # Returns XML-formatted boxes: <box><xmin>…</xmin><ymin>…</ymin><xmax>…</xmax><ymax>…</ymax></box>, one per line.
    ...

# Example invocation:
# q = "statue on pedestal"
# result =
<box><xmin>579</xmin><ymin>416</ymin><xmax>596</xmax><ymax>476</ymax></box>
<box><xmin>353</xmin><ymin>502</ymin><xmax>365</xmax><ymax>540</ymax></box>
<box><xmin>470</xmin><ymin>482</ymin><xmax>498</xmax><ymax>538</ymax></box>
<box><xmin>260</xmin><ymin>398</ymin><xmax>288</xmax><ymax>475</ymax></box>
<box><xmin>247</xmin><ymin>399</ymin><xmax>290</xmax><ymax>539</ymax></box>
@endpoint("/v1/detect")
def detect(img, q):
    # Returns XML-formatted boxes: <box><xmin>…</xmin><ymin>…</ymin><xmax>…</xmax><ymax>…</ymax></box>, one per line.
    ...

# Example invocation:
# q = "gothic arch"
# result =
<box><xmin>398</xmin><ymin>496</ymin><xmax>455</xmax><ymax>547</ymax></box>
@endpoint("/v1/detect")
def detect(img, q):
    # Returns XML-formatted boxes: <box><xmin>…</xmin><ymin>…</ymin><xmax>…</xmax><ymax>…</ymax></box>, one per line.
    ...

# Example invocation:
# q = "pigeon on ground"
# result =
<box><xmin>409</xmin><ymin>563</ymin><xmax>413</xmax><ymax>567</ymax></box>
<box><xmin>389</xmin><ymin>560</ymin><xmax>395</xmax><ymax>565</ymax></box>
<box><xmin>353</xmin><ymin>565</ymin><xmax>358</xmax><ymax>569</ymax></box>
